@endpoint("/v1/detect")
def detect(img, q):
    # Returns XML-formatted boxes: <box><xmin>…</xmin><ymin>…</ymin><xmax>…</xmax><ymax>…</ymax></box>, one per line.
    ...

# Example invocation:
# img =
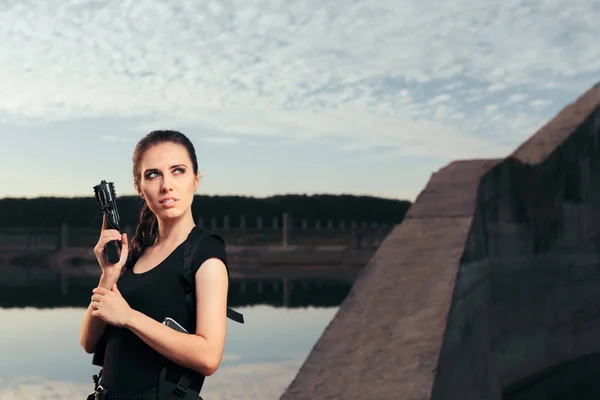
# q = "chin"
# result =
<box><xmin>154</xmin><ymin>203</ymin><xmax>188</xmax><ymax>219</ymax></box>
<box><xmin>158</xmin><ymin>209</ymin><xmax>186</xmax><ymax>219</ymax></box>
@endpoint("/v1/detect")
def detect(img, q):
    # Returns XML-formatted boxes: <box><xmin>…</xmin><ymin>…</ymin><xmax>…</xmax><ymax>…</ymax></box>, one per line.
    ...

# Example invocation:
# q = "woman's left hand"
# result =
<box><xmin>91</xmin><ymin>284</ymin><xmax>133</xmax><ymax>328</ymax></box>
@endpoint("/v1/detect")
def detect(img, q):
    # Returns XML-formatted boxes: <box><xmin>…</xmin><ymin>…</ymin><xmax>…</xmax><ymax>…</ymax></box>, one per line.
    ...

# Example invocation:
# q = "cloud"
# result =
<box><xmin>100</xmin><ymin>135</ymin><xmax>137</xmax><ymax>142</ymax></box>
<box><xmin>0</xmin><ymin>358</ymin><xmax>302</xmax><ymax>400</ymax></box>
<box><xmin>197</xmin><ymin>136</ymin><xmax>241</xmax><ymax>145</ymax></box>
<box><xmin>508</xmin><ymin>94</ymin><xmax>529</xmax><ymax>103</ymax></box>
<box><xmin>530</xmin><ymin>98</ymin><xmax>553</xmax><ymax>110</ymax></box>
<box><xmin>0</xmin><ymin>0</ymin><xmax>599</xmax><ymax>160</ymax></box>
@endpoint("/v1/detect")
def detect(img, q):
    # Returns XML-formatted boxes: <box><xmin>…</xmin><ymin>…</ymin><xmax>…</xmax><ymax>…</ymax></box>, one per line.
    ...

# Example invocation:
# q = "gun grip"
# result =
<box><xmin>105</xmin><ymin>239</ymin><xmax>121</xmax><ymax>264</ymax></box>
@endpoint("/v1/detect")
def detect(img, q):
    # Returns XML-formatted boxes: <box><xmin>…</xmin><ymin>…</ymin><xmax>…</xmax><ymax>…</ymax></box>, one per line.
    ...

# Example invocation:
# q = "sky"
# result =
<box><xmin>1</xmin><ymin>0</ymin><xmax>599</xmax><ymax>201</ymax></box>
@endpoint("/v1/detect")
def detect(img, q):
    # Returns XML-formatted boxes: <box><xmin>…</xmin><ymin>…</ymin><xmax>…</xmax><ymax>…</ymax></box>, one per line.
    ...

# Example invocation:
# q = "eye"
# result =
<box><xmin>174</xmin><ymin>167</ymin><xmax>185</xmax><ymax>174</ymax></box>
<box><xmin>145</xmin><ymin>171</ymin><xmax>158</xmax><ymax>179</ymax></box>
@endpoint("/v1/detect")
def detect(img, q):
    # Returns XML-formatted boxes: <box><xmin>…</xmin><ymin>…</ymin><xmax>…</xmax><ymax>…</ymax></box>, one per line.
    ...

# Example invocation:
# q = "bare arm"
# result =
<box><xmin>124</xmin><ymin>258</ymin><xmax>229</xmax><ymax>376</ymax></box>
<box><xmin>81</xmin><ymin>215</ymin><xmax>129</xmax><ymax>354</ymax></box>
<box><xmin>80</xmin><ymin>272</ymin><xmax>121</xmax><ymax>353</ymax></box>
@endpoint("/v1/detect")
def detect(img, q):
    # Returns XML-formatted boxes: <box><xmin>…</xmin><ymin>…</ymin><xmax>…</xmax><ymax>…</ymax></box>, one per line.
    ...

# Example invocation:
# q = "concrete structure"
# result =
<box><xmin>281</xmin><ymin>83</ymin><xmax>600</xmax><ymax>400</ymax></box>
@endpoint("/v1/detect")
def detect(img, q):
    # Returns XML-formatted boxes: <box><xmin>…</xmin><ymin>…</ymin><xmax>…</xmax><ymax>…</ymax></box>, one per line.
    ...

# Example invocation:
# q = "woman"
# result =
<box><xmin>80</xmin><ymin>130</ymin><xmax>231</xmax><ymax>399</ymax></box>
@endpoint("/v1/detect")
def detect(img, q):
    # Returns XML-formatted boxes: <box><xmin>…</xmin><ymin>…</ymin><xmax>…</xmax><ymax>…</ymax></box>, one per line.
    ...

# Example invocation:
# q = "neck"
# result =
<box><xmin>155</xmin><ymin>211</ymin><xmax>196</xmax><ymax>247</ymax></box>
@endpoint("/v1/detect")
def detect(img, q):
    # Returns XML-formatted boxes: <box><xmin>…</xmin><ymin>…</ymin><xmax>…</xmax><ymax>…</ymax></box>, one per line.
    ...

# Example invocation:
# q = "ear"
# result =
<box><xmin>195</xmin><ymin>171</ymin><xmax>201</xmax><ymax>190</ymax></box>
<box><xmin>135</xmin><ymin>184</ymin><xmax>143</xmax><ymax>198</ymax></box>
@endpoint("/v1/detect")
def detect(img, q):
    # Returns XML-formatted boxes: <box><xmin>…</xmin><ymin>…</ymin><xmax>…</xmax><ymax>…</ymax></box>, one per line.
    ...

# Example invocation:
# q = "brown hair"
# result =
<box><xmin>129</xmin><ymin>130</ymin><xmax>199</xmax><ymax>262</ymax></box>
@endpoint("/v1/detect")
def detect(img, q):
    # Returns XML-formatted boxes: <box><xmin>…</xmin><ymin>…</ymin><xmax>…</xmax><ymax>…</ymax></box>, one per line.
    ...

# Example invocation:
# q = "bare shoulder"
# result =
<box><xmin>194</xmin><ymin>257</ymin><xmax>229</xmax><ymax>304</ymax></box>
<box><xmin>194</xmin><ymin>257</ymin><xmax>228</xmax><ymax>281</ymax></box>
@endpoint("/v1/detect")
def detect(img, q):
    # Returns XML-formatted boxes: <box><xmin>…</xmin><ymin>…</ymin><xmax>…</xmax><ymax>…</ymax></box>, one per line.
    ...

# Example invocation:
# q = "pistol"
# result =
<box><xmin>93</xmin><ymin>180</ymin><xmax>122</xmax><ymax>264</ymax></box>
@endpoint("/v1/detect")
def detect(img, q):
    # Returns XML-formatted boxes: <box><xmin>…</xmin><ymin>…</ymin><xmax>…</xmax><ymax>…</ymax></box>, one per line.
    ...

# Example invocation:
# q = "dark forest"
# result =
<box><xmin>0</xmin><ymin>194</ymin><xmax>412</xmax><ymax>228</ymax></box>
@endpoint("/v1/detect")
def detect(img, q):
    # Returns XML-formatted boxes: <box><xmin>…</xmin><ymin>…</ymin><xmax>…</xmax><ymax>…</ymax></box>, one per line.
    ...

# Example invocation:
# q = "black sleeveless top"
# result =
<box><xmin>99</xmin><ymin>227</ymin><xmax>227</xmax><ymax>391</ymax></box>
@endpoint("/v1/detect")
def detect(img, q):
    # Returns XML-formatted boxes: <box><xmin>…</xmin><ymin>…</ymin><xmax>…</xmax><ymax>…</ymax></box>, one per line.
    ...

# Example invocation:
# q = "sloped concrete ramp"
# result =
<box><xmin>280</xmin><ymin>159</ymin><xmax>500</xmax><ymax>400</ymax></box>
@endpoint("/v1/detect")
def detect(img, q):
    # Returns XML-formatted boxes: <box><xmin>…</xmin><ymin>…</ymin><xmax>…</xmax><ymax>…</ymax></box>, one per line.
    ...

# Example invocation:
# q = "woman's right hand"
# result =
<box><xmin>94</xmin><ymin>215</ymin><xmax>129</xmax><ymax>276</ymax></box>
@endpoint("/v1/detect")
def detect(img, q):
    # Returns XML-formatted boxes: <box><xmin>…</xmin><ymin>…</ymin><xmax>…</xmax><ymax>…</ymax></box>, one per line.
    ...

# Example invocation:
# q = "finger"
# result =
<box><xmin>102</xmin><ymin>230</ymin><xmax>122</xmax><ymax>241</ymax></box>
<box><xmin>118</xmin><ymin>233</ymin><xmax>129</xmax><ymax>264</ymax></box>
<box><xmin>112</xmin><ymin>283</ymin><xmax>120</xmax><ymax>294</ymax></box>
<box><xmin>91</xmin><ymin>293</ymin><xmax>105</xmax><ymax>301</ymax></box>
<box><xmin>96</xmin><ymin>234</ymin><xmax>121</xmax><ymax>255</ymax></box>
<box><xmin>91</xmin><ymin>300</ymin><xmax>100</xmax><ymax>309</ymax></box>
<box><xmin>93</xmin><ymin>287</ymin><xmax>109</xmax><ymax>295</ymax></box>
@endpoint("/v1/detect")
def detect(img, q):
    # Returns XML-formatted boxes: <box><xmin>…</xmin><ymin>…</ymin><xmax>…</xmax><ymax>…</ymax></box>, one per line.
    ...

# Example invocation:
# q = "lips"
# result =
<box><xmin>159</xmin><ymin>197</ymin><xmax>179</xmax><ymax>204</ymax></box>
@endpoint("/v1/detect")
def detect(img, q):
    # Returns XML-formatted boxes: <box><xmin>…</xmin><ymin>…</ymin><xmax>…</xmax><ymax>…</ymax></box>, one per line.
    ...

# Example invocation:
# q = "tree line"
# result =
<box><xmin>0</xmin><ymin>194</ymin><xmax>412</xmax><ymax>228</ymax></box>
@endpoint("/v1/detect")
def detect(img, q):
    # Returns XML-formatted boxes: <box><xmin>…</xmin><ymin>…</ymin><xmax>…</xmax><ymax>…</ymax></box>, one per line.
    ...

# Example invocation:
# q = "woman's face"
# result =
<box><xmin>137</xmin><ymin>142</ymin><xmax>199</xmax><ymax>221</ymax></box>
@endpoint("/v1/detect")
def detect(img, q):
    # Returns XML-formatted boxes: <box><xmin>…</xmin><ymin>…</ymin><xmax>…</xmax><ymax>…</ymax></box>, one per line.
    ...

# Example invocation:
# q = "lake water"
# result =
<box><xmin>0</xmin><ymin>278</ymin><xmax>351</xmax><ymax>400</ymax></box>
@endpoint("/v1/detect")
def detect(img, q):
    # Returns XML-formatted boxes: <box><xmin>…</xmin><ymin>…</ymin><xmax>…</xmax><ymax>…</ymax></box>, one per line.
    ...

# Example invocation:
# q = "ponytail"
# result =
<box><xmin>130</xmin><ymin>202</ymin><xmax>158</xmax><ymax>262</ymax></box>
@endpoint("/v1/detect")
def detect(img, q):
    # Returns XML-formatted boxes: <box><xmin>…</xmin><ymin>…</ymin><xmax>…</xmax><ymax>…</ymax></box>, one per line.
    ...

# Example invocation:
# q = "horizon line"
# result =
<box><xmin>0</xmin><ymin>192</ymin><xmax>412</xmax><ymax>202</ymax></box>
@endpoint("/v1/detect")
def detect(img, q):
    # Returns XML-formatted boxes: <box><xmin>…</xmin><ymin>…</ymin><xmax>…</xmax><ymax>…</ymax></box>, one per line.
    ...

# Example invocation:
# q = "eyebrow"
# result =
<box><xmin>143</xmin><ymin>164</ymin><xmax>187</xmax><ymax>173</ymax></box>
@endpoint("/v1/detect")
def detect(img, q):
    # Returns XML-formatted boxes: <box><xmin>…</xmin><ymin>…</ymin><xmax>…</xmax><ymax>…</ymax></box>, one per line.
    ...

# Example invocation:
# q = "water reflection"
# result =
<box><xmin>0</xmin><ymin>278</ymin><xmax>352</xmax><ymax>400</ymax></box>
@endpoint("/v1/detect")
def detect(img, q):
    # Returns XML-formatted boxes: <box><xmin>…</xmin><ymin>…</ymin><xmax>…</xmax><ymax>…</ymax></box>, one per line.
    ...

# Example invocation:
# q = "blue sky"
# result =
<box><xmin>1</xmin><ymin>0</ymin><xmax>598</xmax><ymax>201</ymax></box>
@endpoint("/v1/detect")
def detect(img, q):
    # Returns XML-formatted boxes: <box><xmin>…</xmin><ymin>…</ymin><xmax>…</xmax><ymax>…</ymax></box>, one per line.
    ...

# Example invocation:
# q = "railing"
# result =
<box><xmin>0</xmin><ymin>213</ymin><xmax>394</xmax><ymax>251</ymax></box>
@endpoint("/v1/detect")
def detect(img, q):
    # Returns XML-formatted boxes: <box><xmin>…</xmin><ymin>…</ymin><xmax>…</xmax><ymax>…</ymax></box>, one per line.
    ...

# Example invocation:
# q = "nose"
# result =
<box><xmin>160</xmin><ymin>175</ymin><xmax>173</xmax><ymax>192</ymax></box>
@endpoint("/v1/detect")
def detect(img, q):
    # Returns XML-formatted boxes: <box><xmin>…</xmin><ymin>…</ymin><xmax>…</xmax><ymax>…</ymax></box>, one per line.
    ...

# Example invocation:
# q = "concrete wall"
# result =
<box><xmin>464</xmin><ymin>107</ymin><xmax>600</xmax><ymax>262</ymax></box>
<box><xmin>431</xmin><ymin>106</ymin><xmax>600</xmax><ymax>398</ymax></box>
<box><xmin>431</xmin><ymin>255</ymin><xmax>600</xmax><ymax>399</ymax></box>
